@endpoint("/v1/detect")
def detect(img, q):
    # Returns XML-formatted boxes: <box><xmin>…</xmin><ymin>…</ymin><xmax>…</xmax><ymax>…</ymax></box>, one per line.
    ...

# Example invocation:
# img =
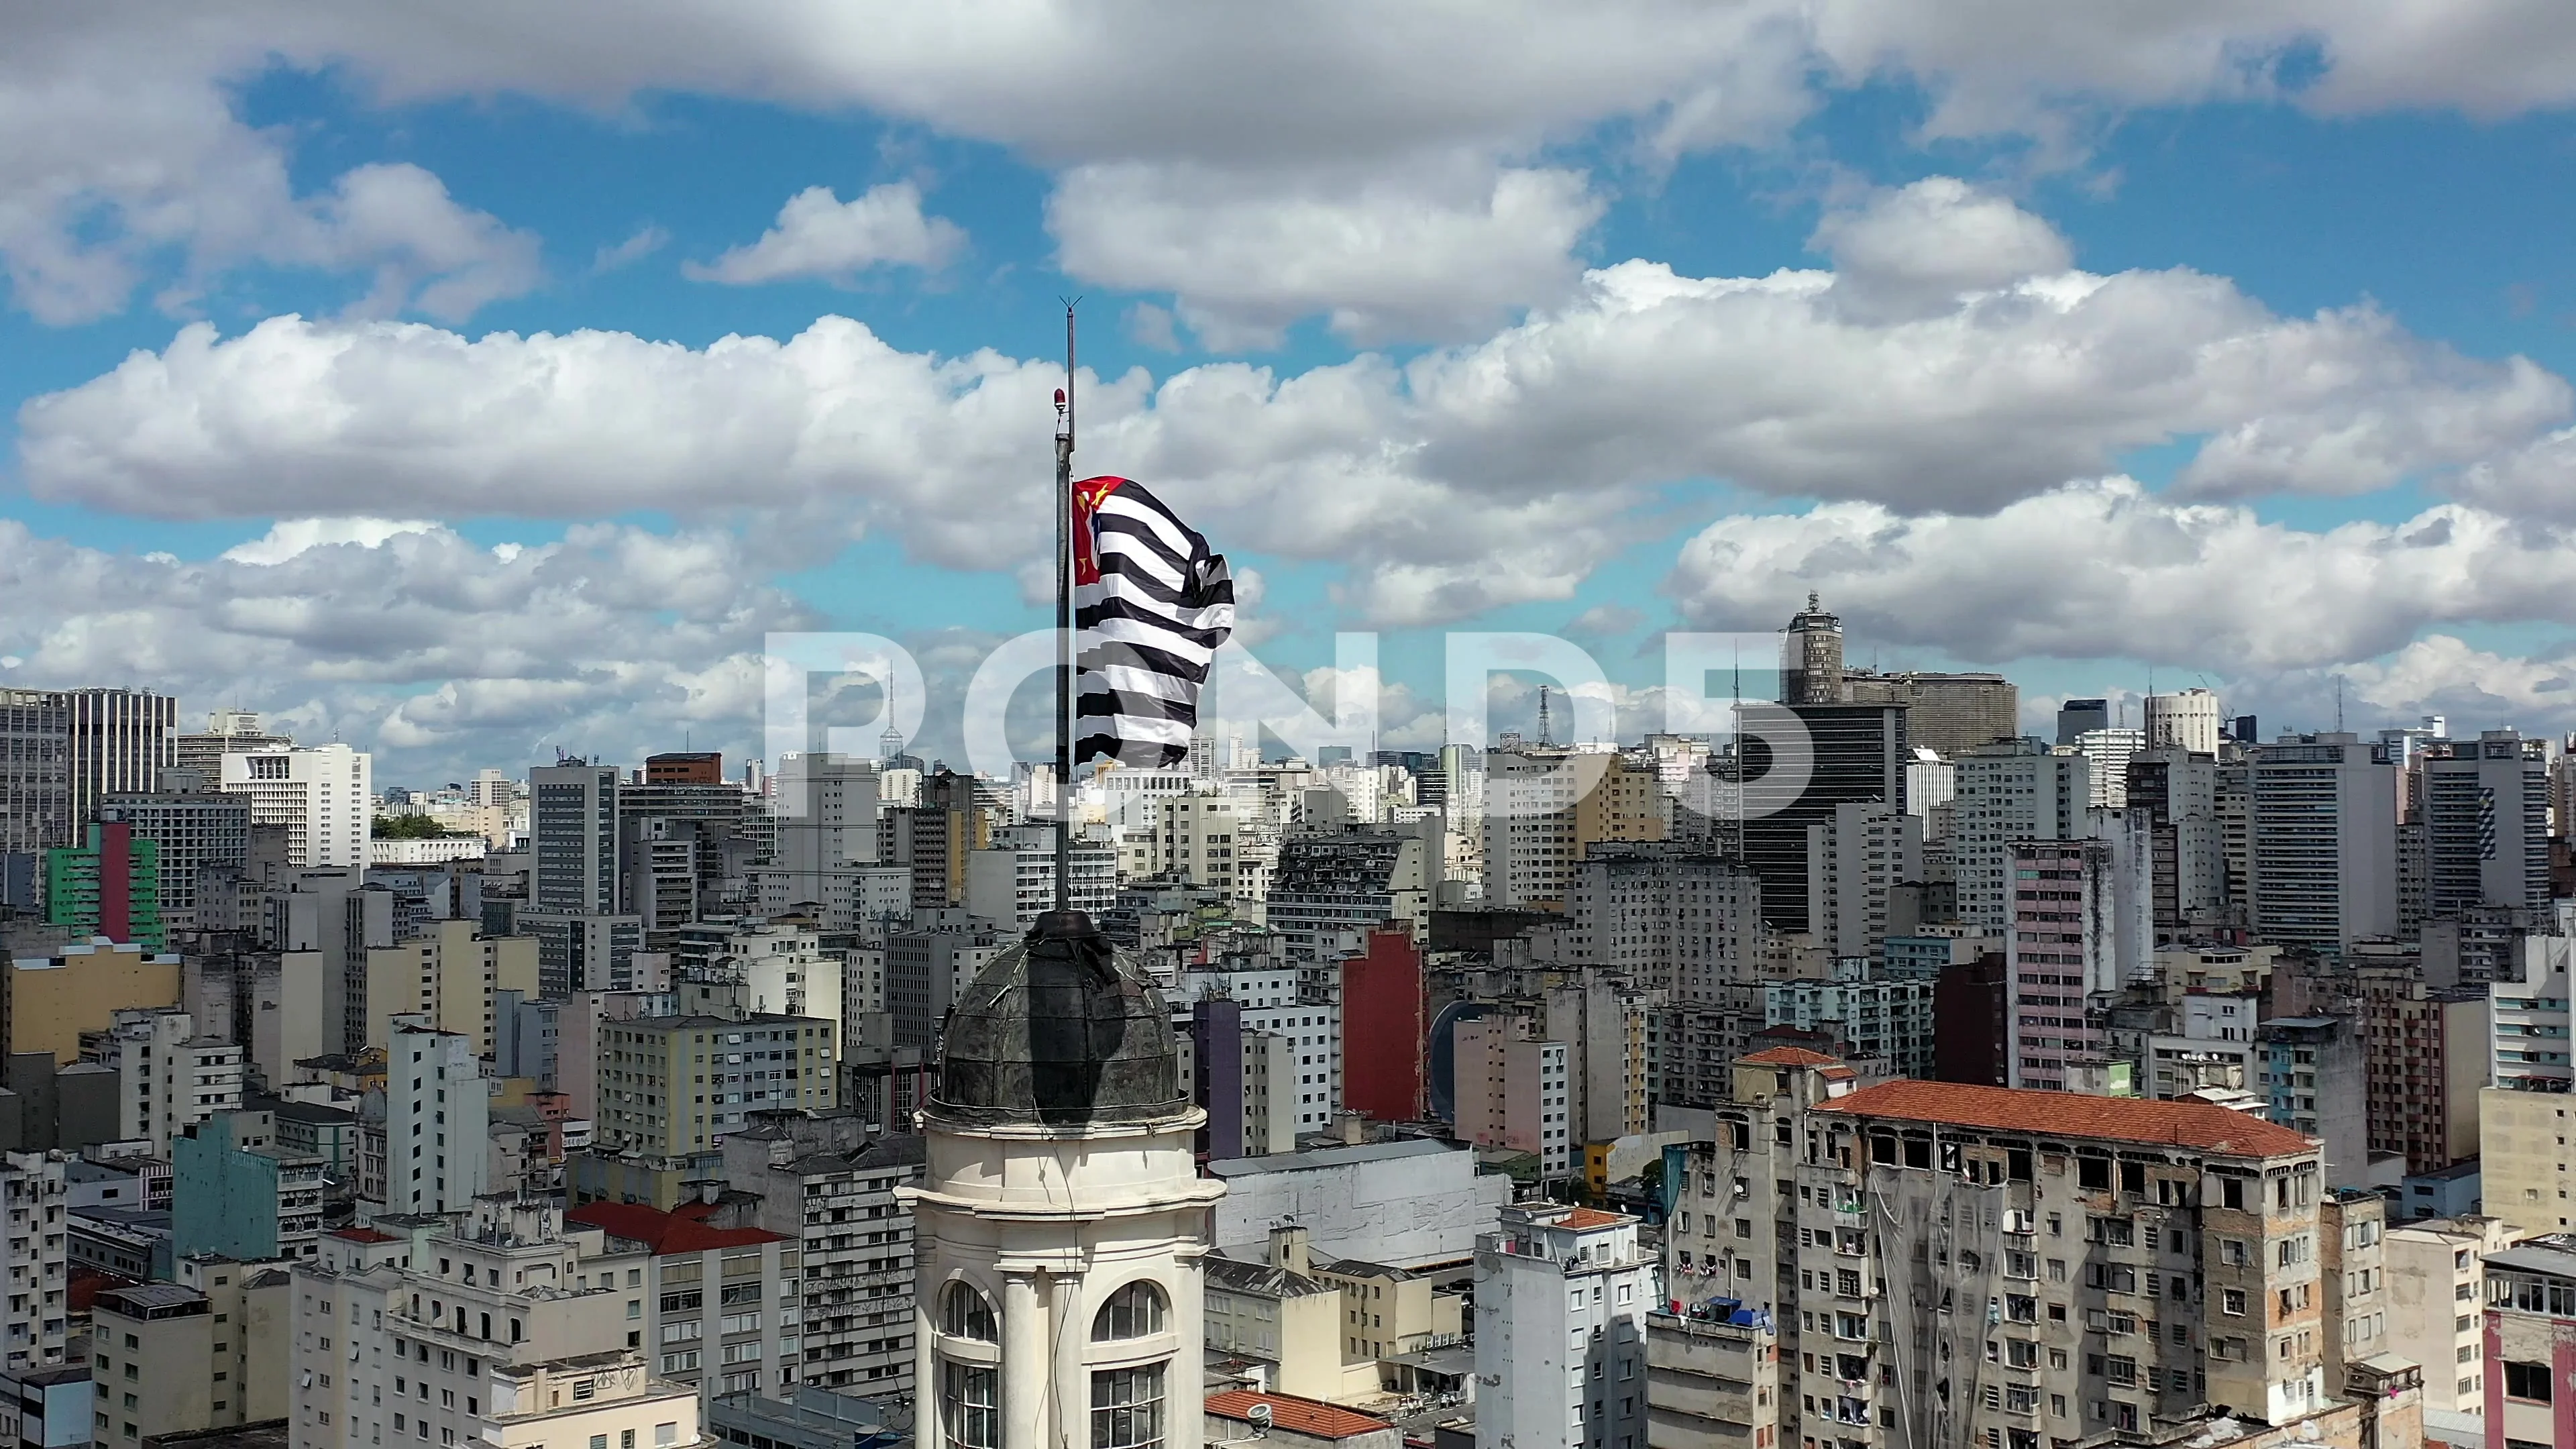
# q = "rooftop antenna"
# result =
<box><xmin>2335</xmin><ymin>674</ymin><xmax>2345</xmax><ymax>733</ymax></box>
<box><xmin>1537</xmin><ymin>685</ymin><xmax>1554</xmax><ymax>748</ymax></box>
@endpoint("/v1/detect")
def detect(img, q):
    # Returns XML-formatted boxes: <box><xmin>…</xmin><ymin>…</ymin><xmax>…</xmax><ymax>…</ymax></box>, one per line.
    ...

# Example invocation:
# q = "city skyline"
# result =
<box><xmin>5</xmin><ymin>11</ymin><xmax>2576</xmax><ymax>778</ymax></box>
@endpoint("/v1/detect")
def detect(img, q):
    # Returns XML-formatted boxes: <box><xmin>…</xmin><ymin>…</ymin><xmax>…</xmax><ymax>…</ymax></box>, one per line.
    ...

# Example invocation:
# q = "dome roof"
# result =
<box><xmin>927</xmin><ymin>910</ymin><xmax>1186</xmax><ymax>1128</ymax></box>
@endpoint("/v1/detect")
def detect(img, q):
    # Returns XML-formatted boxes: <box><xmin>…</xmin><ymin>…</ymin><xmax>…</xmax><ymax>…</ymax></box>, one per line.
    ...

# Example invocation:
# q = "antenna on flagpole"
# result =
<box><xmin>1053</xmin><ymin>301</ymin><xmax>1079</xmax><ymax>916</ymax></box>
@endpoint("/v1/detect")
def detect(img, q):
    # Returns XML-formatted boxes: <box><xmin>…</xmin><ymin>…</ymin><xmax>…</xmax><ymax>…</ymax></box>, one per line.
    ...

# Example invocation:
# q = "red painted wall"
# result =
<box><xmin>1340</xmin><ymin>925</ymin><xmax>1428</xmax><ymax>1124</ymax></box>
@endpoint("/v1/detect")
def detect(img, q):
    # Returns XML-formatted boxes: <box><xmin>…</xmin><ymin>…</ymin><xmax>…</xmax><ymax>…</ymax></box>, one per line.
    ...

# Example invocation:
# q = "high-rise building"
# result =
<box><xmin>1452</xmin><ymin>1016</ymin><xmax>1572</xmax><ymax>1179</ymax></box>
<box><xmin>0</xmin><ymin>1150</ymin><xmax>69</xmax><ymax>1373</ymax></box>
<box><xmin>531</xmin><ymin>761</ymin><xmax>620</xmax><ymax>914</ymax></box>
<box><xmin>2004</xmin><ymin>828</ymin><xmax>2152</xmax><ymax>1091</ymax></box>
<box><xmin>1780</xmin><ymin>592</ymin><xmax>1845</xmax><ymax>706</ymax></box>
<box><xmin>1951</xmin><ymin>737</ymin><xmax>2089</xmax><ymax>934</ymax></box>
<box><xmin>885</xmin><ymin>917</ymin><xmax>1003</xmax><ymax>1051</ymax></box>
<box><xmin>645</xmin><ymin>751</ymin><xmax>723</xmax><ymax>784</ymax></box>
<box><xmin>1739</xmin><ymin>702</ymin><xmax>1907</xmax><ymax>936</ymax></box>
<box><xmin>902</xmin><ymin>913</ymin><xmax>1224</xmax><ymax>1449</ymax></box>
<box><xmin>2055</xmin><ymin>697</ymin><xmax>2110</xmax><ymax>745</ymax></box>
<box><xmin>0</xmin><ymin>690</ymin><xmax>71</xmax><ymax>855</ymax></box>
<box><xmin>2384</xmin><ymin>1214</ymin><xmax>2522</xmax><ymax>1417</ymax></box>
<box><xmin>720</xmin><ymin>1114</ymin><xmax>928</xmax><ymax>1394</ymax></box>
<box><xmin>1481</xmin><ymin>747</ymin><xmax>1662</xmax><ymax>911</ymax></box>
<box><xmin>963</xmin><ymin>824</ymin><xmax>1116</xmax><ymax>933</ymax></box>
<box><xmin>79</xmin><ymin>1006</ymin><xmax>241</xmax><ymax>1155</ymax></box>
<box><xmin>2483</xmin><ymin>937</ymin><xmax>2576</xmax><ymax>1232</ymax></box>
<box><xmin>1805</xmin><ymin>800</ymin><xmax>1921</xmax><ymax>960</ymax></box>
<box><xmin>1843</xmin><ymin>672</ymin><xmax>2019</xmax><ymax>757</ymax></box>
<box><xmin>2125</xmin><ymin>745</ymin><xmax>2229</xmax><ymax>929</ymax></box>
<box><xmin>2424</xmin><ymin>728</ymin><xmax>2551</xmax><ymax>917</ymax></box>
<box><xmin>2145</xmin><ymin>688</ymin><xmax>2224</xmax><ymax>754</ymax></box>
<box><xmin>171</xmin><ymin>707</ymin><xmax>290</xmax><ymax>785</ymax></box>
<box><xmin>1472</xmin><ymin>1202</ymin><xmax>1654</xmax><ymax>1449</ymax></box>
<box><xmin>169</xmin><ymin>1107</ymin><xmax>327</xmax><ymax>1262</ymax></box>
<box><xmin>2357</xmin><ymin>967</ymin><xmax>2486</xmax><ymax>1175</ymax></box>
<box><xmin>2250</xmin><ymin>735</ymin><xmax>2399</xmax><ymax>951</ymax></box>
<box><xmin>218</xmin><ymin>743</ymin><xmax>371</xmax><ymax>868</ymax></box>
<box><xmin>384</xmin><ymin>1017</ymin><xmax>490</xmax><ymax>1213</ymax></box>
<box><xmin>359</xmin><ymin>918</ymin><xmax>541</xmax><ymax>1056</ymax></box>
<box><xmin>67</xmin><ymin>688</ymin><xmax>174</xmax><ymax>827</ymax></box>
<box><xmin>592</xmin><ymin>1013</ymin><xmax>837</xmax><ymax>1154</ymax></box>
<box><xmin>90</xmin><ymin>1258</ymin><xmax>291</xmax><ymax>1444</ymax></box>
<box><xmin>43</xmin><ymin>821</ymin><xmax>161</xmax><ymax>947</ymax></box>
<box><xmin>1338</xmin><ymin>925</ymin><xmax>1427</xmax><ymax>1124</ymax></box>
<box><xmin>2074</xmin><ymin>726</ymin><xmax>2145</xmax><ymax>808</ymax></box>
<box><xmin>95</xmin><ymin>788</ymin><xmax>250</xmax><ymax>928</ymax></box>
<box><xmin>1268</xmin><ymin>825</ymin><xmax>1433</xmax><ymax>962</ymax></box>
<box><xmin>1661</xmin><ymin>1051</ymin><xmax>2343</xmax><ymax>1448</ymax></box>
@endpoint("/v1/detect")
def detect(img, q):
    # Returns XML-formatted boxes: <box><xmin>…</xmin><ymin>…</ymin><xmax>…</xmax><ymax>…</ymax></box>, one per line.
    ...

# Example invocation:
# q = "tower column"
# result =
<box><xmin>1051</xmin><ymin>1269</ymin><xmax>1088</xmax><ymax>1449</ymax></box>
<box><xmin>1171</xmin><ymin>1245</ymin><xmax>1210</xmax><ymax>1449</ymax></box>
<box><xmin>1000</xmin><ymin>1267</ymin><xmax>1047</xmax><ymax>1449</ymax></box>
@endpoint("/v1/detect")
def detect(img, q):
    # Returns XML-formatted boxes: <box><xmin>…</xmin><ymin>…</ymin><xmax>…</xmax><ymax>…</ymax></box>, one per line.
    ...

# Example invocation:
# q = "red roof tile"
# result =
<box><xmin>1739</xmin><ymin>1046</ymin><xmax>1839</xmax><ymax>1067</ymax></box>
<box><xmin>567</xmin><ymin>1201</ymin><xmax>783</xmax><ymax>1254</ymax></box>
<box><xmin>1811</xmin><ymin>1080</ymin><xmax>2316</xmax><ymax>1157</ymax></box>
<box><xmin>330</xmin><ymin>1227</ymin><xmax>399</xmax><ymax>1244</ymax></box>
<box><xmin>1554</xmin><ymin>1207</ymin><xmax>1629</xmax><ymax>1230</ymax></box>
<box><xmin>1205</xmin><ymin>1391</ymin><xmax>1391</xmax><ymax>1440</ymax></box>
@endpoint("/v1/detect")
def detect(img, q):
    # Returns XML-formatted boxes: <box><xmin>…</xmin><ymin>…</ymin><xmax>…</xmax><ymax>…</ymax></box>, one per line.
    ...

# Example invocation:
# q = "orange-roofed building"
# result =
<box><xmin>1474</xmin><ymin>1201</ymin><xmax>1654</xmax><ymax>1449</ymax></box>
<box><xmin>1205</xmin><ymin>1390</ymin><xmax>1401</xmax><ymax>1447</ymax></box>
<box><xmin>1652</xmin><ymin>1047</ymin><xmax>2350</xmax><ymax>1449</ymax></box>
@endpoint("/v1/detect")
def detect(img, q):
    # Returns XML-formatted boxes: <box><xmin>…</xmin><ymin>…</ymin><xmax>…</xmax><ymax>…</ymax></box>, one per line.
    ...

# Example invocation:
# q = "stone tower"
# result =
<box><xmin>902</xmin><ymin>910</ymin><xmax>1222</xmax><ymax>1449</ymax></box>
<box><xmin>1781</xmin><ymin>591</ymin><xmax>1845</xmax><ymax>706</ymax></box>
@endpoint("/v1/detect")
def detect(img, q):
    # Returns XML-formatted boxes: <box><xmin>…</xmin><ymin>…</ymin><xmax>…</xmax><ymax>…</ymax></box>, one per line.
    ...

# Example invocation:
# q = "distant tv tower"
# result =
<box><xmin>1537</xmin><ymin>685</ymin><xmax>1555</xmax><ymax>747</ymax></box>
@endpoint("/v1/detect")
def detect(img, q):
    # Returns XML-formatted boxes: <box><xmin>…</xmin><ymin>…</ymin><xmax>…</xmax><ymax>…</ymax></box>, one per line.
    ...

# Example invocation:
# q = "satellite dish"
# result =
<box><xmin>1247</xmin><ymin>1403</ymin><xmax>1274</xmax><ymax>1433</ymax></box>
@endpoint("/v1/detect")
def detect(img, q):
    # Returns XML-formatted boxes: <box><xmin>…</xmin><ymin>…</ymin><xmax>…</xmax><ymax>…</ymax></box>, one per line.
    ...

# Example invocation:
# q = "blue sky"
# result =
<box><xmin>8</xmin><ymin>6</ymin><xmax>2576</xmax><ymax>781</ymax></box>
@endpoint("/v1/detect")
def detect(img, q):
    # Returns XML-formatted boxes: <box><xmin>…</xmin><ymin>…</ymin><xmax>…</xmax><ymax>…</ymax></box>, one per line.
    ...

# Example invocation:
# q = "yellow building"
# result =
<box><xmin>2480</xmin><ymin>1086</ymin><xmax>2573</xmax><ymax>1235</ymax></box>
<box><xmin>360</xmin><ymin>919</ymin><xmax>539</xmax><ymax>1055</ymax></box>
<box><xmin>592</xmin><ymin>1014</ymin><xmax>837</xmax><ymax>1157</ymax></box>
<box><xmin>89</xmin><ymin>1254</ymin><xmax>289</xmax><ymax>1446</ymax></box>
<box><xmin>5</xmin><ymin>937</ymin><xmax>180</xmax><ymax>1065</ymax></box>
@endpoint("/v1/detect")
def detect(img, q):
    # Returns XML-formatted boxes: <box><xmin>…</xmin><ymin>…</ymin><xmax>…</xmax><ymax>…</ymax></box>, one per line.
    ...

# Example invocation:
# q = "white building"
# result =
<box><xmin>2144</xmin><ymin>687</ymin><xmax>2224</xmax><ymax>755</ymax></box>
<box><xmin>2072</xmin><ymin>727</ymin><xmax>2145</xmax><ymax>809</ymax></box>
<box><xmin>1168</xmin><ymin>966</ymin><xmax>1340</xmax><ymax>1138</ymax></box>
<box><xmin>901</xmin><ymin>914</ymin><xmax>1225</xmax><ymax>1449</ymax></box>
<box><xmin>219</xmin><ymin>743</ymin><xmax>371</xmax><ymax>869</ymax></box>
<box><xmin>1472</xmin><ymin>1202</ymin><xmax>1654</xmax><ymax>1449</ymax></box>
<box><xmin>963</xmin><ymin>824</ymin><xmax>1116</xmax><ymax>934</ymax></box>
<box><xmin>0</xmin><ymin>1152</ymin><xmax>68</xmax><ymax>1373</ymax></box>
<box><xmin>81</xmin><ymin>1008</ymin><xmax>243</xmax><ymax>1156</ymax></box>
<box><xmin>482</xmin><ymin>1356</ymin><xmax>707</xmax><ymax>1449</ymax></box>
<box><xmin>384</xmin><ymin>1017</ymin><xmax>489</xmax><ymax>1214</ymax></box>
<box><xmin>703</xmin><ymin>921</ymin><xmax>847</xmax><ymax>1042</ymax></box>
<box><xmin>1951</xmin><ymin>738</ymin><xmax>2089</xmax><ymax>933</ymax></box>
<box><xmin>1566</xmin><ymin>845</ymin><xmax>1764</xmax><ymax>1002</ymax></box>
<box><xmin>2424</xmin><ymin>729</ymin><xmax>2552</xmax><ymax>916</ymax></box>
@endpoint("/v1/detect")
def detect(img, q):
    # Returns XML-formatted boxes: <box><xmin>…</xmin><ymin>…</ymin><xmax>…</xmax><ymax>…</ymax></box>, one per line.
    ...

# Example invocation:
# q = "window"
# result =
<box><xmin>1093</xmin><ymin>1281</ymin><xmax>1168</xmax><ymax>1341</ymax></box>
<box><xmin>2506</xmin><ymin>1362</ymin><xmax>2553</xmax><ymax>1403</ymax></box>
<box><xmin>938</xmin><ymin>1283</ymin><xmax>997</xmax><ymax>1342</ymax></box>
<box><xmin>1090</xmin><ymin>1363</ymin><xmax>1165</xmax><ymax>1449</ymax></box>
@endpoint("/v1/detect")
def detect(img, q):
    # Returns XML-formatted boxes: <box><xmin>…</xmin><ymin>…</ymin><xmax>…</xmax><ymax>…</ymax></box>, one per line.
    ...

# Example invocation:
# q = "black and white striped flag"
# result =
<box><xmin>1071</xmin><ymin>475</ymin><xmax>1235</xmax><ymax>768</ymax></box>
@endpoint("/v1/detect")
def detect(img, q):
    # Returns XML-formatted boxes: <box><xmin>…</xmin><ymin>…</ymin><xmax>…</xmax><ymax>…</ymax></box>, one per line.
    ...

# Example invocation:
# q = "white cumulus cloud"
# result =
<box><xmin>684</xmin><ymin>182</ymin><xmax>965</xmax><ymax>285</ymax></box>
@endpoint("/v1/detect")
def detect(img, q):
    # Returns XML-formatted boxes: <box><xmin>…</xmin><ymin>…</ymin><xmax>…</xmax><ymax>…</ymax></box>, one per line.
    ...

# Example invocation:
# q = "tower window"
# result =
<box><xmin>938</xmin><ymin>1359</ymin><xmax>996</xmax><ymax>1448</ymax></box>
<box><xmin>1093</xmin><ymin>1281</ymin><xmax>1167</xmax><ymax>1341</ymax></box>
<box><xmin>938</xmin><ymin>1282</ymin><xmax>997</xmax><ymax>1342</ymax></box>
<box><xmin>1090</xmin><ymin>1362</ymin><xmax>1165</xmax><ymax>1449</ymax></box>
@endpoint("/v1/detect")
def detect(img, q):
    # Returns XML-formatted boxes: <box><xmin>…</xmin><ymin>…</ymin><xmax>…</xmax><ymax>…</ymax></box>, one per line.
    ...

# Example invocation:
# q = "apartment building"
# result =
<box><xmin>288</xmin><ymin>1199</ymin><xmax>657</xmax><ymax>1449</ymax></box>
<box><xmin>2356</xmin><ymin>969</ymin><xmax>2487</xmax><ymax>1175</ymax></box>
<box><xmin>1452</xmin><ymin>1017</ymin><xmax>1572</xmax><ymax>1179</ymax></box>
<box><xmin>1662</xmin><ymin>1050</ymin><xmax>2341</xmax><ymax>1449</ymax></box>
<box><xmin>76</xmin><ymin>1008</ymin><xmax>242</xmax><ymax>1156</ymax></box>
<box><xmin>360</xmin><ymin>920</ymin><xmax>541</xmax><ymax>1057</ymax></box>
<box><xmin>720</xmin><ymin>1114</ymin><xmax>926</xmax><ymax>1394</ymax></box>
<box><xmin>2006</xmin><ymin>834</ymin><xmax>2151</xmax><ymax>1091</ymax></box>
<box><xmin>564</xmin><ymin>1200</ymin><xmax>804</xmax><ymax>1399</ymax></box>
<box><xmin>1472</xmin><ymin>1203</ymin><xmax>1656</xmax><ymax>1449</ymax></box>
<box><xmin>482</xmin><ymin>1354</ymin><xmax>706</xmax><ymax>1449</ymax></box>
<box><xmin>592</xmin><ymin>1014</ymin><xmax>838</xmax><ymax>1155</ymax></box>
<box><xmin>2481</xmin><ymin>1234</ymin><xmax>2576</xmax><ymax>1449</ymax></box>
<box><xmin>2385</xmin><ymin>1214</ymin><xmax>2523</xmax><ymax>1416</ymax></box>
<box><xmin>0</xmin><ymin>1152</ymin><xmax>69</xmax><ymax>1374</ymax></box>
<box><xmin>1952</xmin><ymin>739</ymin><xmax>2090</xmax><ymax>934</ymax></box>
<box><xmin>88</xmin><ymin>1256</ymin><xmax>288</xmax><ymax>1448</ymax></box>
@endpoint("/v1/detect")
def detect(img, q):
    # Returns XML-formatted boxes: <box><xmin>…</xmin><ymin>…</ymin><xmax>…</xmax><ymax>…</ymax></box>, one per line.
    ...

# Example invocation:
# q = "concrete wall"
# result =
<box><xmin>1210</xmin><ymin>1142</ymin><xmax>1511</xmax><ymax>1269</ymax></box>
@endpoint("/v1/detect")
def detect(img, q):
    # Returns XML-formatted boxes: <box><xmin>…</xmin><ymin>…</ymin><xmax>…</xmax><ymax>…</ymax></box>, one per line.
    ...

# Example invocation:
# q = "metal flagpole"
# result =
<box><xmin>1053</xmin><ymin>303</ymin><xmax>1076</xmax><ymax>915</ymax></box>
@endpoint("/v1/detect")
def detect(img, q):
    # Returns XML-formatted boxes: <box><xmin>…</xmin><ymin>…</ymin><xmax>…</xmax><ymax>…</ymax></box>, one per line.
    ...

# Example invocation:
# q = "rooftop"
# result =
<box><xmin>1203</xmin><ymin>1391</ymin><xmax>1392</xmax><ymax>1441</ymax></box>
<box><xmin>566</xmin><ymin>1201</ymin><xmax>784</xmax><ymax>1255</ymax></box>
<box><xmin>1812</xmin><ymin>1079</ymin><xmax>2318</xmax><ymax>1157</ymax></box>
<box><xmin>1739</xmin><ymin>1046</ymin><xmax>1840</xmax><ymax>1068</ymax></box>
<box><xmin>1208</xmin><ymin>1136</ymin><xmax>1458</xmax><ymax>1177</ymax></box>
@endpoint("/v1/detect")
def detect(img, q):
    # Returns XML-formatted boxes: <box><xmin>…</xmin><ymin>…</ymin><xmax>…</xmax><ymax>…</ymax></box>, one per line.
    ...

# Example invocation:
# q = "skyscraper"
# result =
<box><xmin>1738</xmin><ymin>702</ymin><xmax>1907</xmax><ymax>936</ymax></box>
<box><xmin>2249</xmin><ymin>734</ymin><xmax>2399</xmax><ymax>951</ymax></box>
<box><xmin>68</xmin><ymin>688</ymin><xmax>174</xmax><ymax>826</ymax></box>
<box><xmin>2054</xmin><ymin>696</ymin><xmax>2109</xmax><ymax>745</ymax></box>
<box><xmin>530</xmin><ymin>761</ymin><xmax>619</xmax><ymax>914</ymax></box>
<box><xmin>0</xmin><ymin>689</ymin><xmax>71</xmax><ymax>855</ymax></box>
<box><xmin>2424</xmin><ymin>728</ymin><xmax>2551</xmax><ymax>916</ymax></box>
<box><xmin>1950</xmin><ymin>737</ymin><xmax>2090</xmax><ymax>934</ymax></box>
